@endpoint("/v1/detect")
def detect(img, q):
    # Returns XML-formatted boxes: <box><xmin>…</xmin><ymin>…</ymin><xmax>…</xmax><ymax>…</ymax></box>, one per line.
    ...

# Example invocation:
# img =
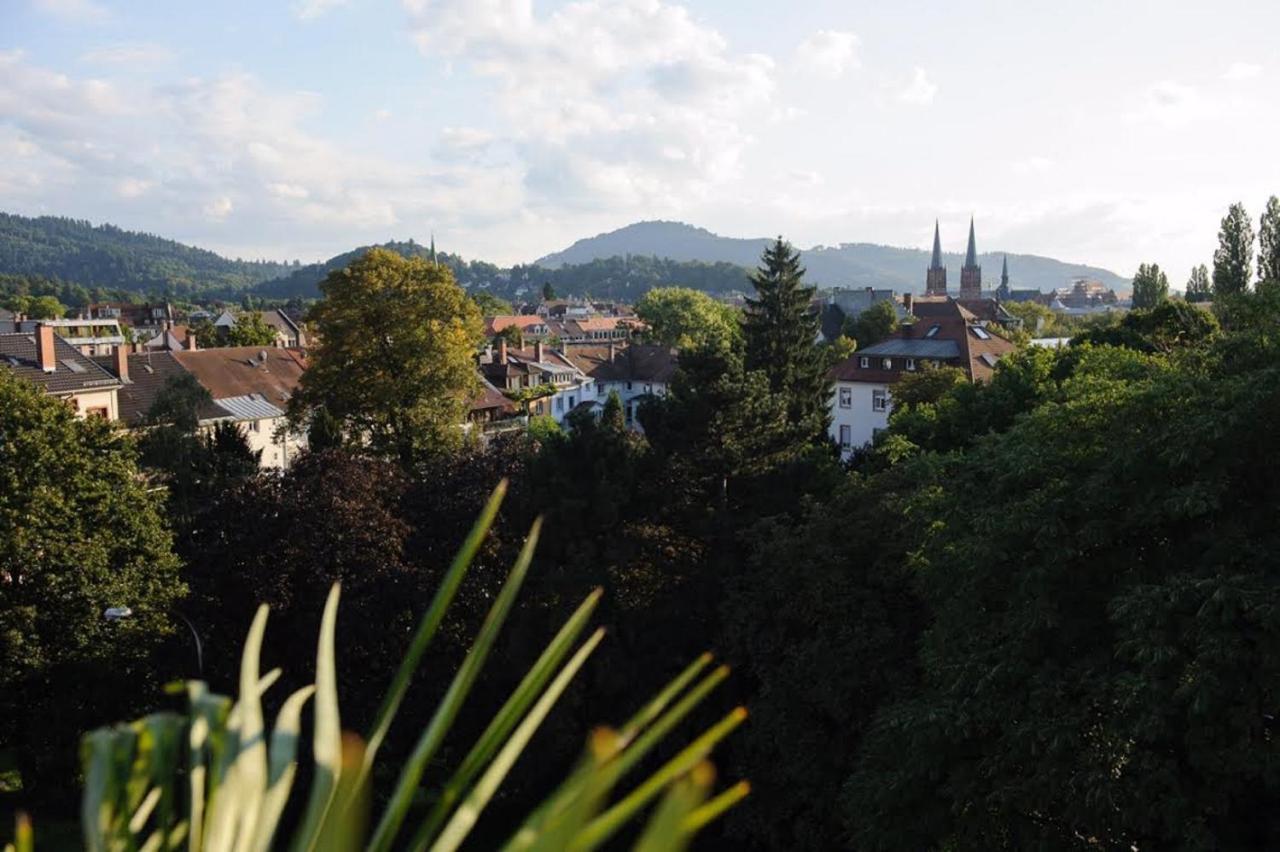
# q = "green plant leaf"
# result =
<box><xmin>367</xmin><ymin>516</ymin><xmax>542</xmax><ymax>852</ymax></box>
<box><xmin>431</xmin><ymin>627</ymin><xmax>607</xmax><ymax>852</ymax></box>
<box><xmin>292</xmin><ymin>584</ymin><xmax>343</xmax><ymax>852</ymax></box>
<box><xmin>250</xmin><ymin>685</ymin><xmax>316</xmax><ymax>852</ymax></box>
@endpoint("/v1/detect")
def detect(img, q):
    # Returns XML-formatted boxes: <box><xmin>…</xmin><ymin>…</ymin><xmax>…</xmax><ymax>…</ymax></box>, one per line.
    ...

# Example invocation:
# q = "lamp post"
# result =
<box><xmin>103</xmin><ymin>606</ymin><xmax>204</xmax><ymax>676</ymax></box>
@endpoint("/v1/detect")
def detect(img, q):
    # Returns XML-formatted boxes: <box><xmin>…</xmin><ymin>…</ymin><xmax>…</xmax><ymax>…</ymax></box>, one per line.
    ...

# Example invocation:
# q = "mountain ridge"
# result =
<box><xmin>537</xmin><ymin>220</ymin><xmax>1130</xmax><ymax>293</ymax></box>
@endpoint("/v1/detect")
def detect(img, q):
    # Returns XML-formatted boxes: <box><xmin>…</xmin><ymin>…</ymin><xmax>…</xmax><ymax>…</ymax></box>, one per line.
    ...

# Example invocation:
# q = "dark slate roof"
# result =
<box><xmin>173</xmin><ymin>347</ymin><xmax>305</xmax><ymax>406</ymax></box>
<box><xmin>858</xmin><ymin>338</ymin><xmax>961</xmax><ymax>358</ymax></box>
<box><xmin>96</xmin><ymin>351</ymin><xmax>189</xmax><ymax>425</ymax></box>
<box><xmin>562</xmin><ymin>343</ymin><xmax>678</xmax><ymax>383</ymax></box>
<box><xmin>0</xmin><ymin>332</ymin><xmax>121</xmax><ymax>395</ymax></box>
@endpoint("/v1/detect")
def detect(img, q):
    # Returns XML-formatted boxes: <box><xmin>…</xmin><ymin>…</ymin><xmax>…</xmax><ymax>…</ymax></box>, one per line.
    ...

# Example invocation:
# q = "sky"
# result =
<box><xmin>3</xmin><ymin>0</ymin><xmax>1279</xmax><ymax>280</ymax></box>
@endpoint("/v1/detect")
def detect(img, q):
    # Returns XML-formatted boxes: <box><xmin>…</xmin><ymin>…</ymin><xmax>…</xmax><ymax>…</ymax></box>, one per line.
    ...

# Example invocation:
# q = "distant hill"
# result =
<box><xmin>537</xmin><ymin>220</ymin><xmax>1130</xmax><ymax>293</ymax></box>
<box><xmin>0</xmin><ymin>213</ymin><xmax>295</xmax><ymax>297</ymax></box>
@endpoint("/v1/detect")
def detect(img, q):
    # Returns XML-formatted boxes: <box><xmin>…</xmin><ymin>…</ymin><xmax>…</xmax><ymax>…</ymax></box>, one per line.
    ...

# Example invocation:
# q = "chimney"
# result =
<box><xmin>113</xmin><ymin>344</ymin><xmax>129</xmax><ymax>383</ymax></box>
<box><xmin>534</xmin><ymin>340</ymin><xmax>545</xmax><ymax>362</ymax></box>
<box><xmin>498</xmin><ymin>338</ymin><xmax>508</xmax><ymax>364</ymax></box>
<box><xmin>36</xmin><ymin>323</ymin><xmax>56</xmax><ymax>373</ymax></box>
<box><xmin>903</xmin><ymin>292</ymin><xmax>914</xmax><ymax>314</ymax></box>
<box><xmin>185</xmin><ymin>329</ymin><xmax>198</xmax><ymax>351</ymax></box>
<box><xmin>607</xmin><ymin>341</ymin><xmax>616</xmax><ymax>362</ymax></box>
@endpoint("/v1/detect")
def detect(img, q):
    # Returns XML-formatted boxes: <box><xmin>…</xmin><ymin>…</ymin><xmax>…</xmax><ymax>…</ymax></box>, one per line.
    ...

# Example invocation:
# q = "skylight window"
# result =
<box><xmin>925</xmin><ymin>325</ymin><xmax>941</xmax><ymax>338</ymax></box>
<box><xmin>61</xmin><ymin>358</ymin><xmax>86</xmax><ymax>373</ymax></box>
<box><xmin>971</xmin><ymin>326</ymin><xmax>991</xmax><ymax>340</ymax></box>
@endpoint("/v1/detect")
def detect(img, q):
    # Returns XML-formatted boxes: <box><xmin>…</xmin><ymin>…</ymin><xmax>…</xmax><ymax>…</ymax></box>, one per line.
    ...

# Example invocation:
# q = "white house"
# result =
<box><xmin>479</xmin><ymin>340</ymin><xmax>594</xmax><ymax>425</ymax></box>
<box><xmin>562</xmin><ymin>343</ymin><xmax>677</xmax><ymax>430</ymax></box>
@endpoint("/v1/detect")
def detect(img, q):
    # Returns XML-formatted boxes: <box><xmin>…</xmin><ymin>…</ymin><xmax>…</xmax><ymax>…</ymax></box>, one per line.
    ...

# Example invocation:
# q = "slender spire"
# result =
<box><xmin>930</xmin><ymin>220</ymin><xmax>943</xmax><ymax>269</ymax></box>
<box><xmin>1001</xmin><ymin>254</ymin><xmax>1009</xmax><ymax>287</ymax></box>
<box><xmin>430</xmin><ymin>232</ymin><xmax>437</xmax><ymax>268</ymax></box>
<box><xmin>964</xmin><ymin>216</ymin><xmax>977</xmax><ymax>268</ymax></box>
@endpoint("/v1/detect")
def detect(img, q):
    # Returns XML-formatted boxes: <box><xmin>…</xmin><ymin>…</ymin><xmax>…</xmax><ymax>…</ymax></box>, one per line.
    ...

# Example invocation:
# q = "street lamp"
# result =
<box><xmin>103</xmin><ymin>606</ymin><xmax>204</xmax><ymax>676</ymax></box>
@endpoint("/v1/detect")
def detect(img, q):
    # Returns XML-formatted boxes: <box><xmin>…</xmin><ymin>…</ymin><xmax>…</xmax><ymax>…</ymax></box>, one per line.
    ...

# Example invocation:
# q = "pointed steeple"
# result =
<box><xmin>925</xmin><ymin>220</ymin><xmax>947</xmax><ymax>295</ymax></box>
<box><xmin>430</xmin><ymin>232</ymin><xmax>437</xmax><ymax>268</ymax></box>
<box><xmin>960</xmin><ymin>216</ymin><xmax>982</xmax><ymax>296</ymax></box>
<box><xmin>1001</xmin><ymin>254</ymin><xmax>1009</xmax><ymax>288</ymax></box>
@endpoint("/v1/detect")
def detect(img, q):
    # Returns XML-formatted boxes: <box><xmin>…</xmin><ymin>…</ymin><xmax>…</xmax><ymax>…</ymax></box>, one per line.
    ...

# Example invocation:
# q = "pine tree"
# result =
<box><xmin>1213</xmin><ymin>202</ymin><xmax>1254</xmax><ymax>297</ymax></box>
<box><xmin>1259</xmin><ymin>195</ymin><xmax>1280</xmax><ymax>290</ymax></box>
<box><xmin>1130</xmin><ymin>263</ymin><xmax>1169</xmax><ymax>309</ymax></box>
<box><xmin>743</xmin><ymin>237</ymin><xmax>830</xmax><ymax>441</ymax></box>
<box><xmin>1185</xmin><ymin>264</ymin><xmax>1211</xmax><ymax>302</ymax></box>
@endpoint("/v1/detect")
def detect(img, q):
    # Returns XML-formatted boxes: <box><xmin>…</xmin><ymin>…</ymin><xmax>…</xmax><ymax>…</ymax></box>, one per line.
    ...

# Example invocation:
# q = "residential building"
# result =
<box><xmin>484</xmin><ymin>315</ymin><xmax>553</xmax><ymax>340</ymax></box>
<box><xmin>14</xmin><ymin>317</ymin><xmax>125</xmax><ymax>356</ymax></box>
<box><xmin>828</xmin><ymin>298</ymin><xmax>1016</xmax><ymax>455</ymax></box>
<box><xmin>1</xmin><ymin>324</ymin><xmax>122</xmax><ymax>418</ymax></box>
<box><xmin>557</xmin><ymin>316</ymin><xmax>636</xmax><ymax>344</ymax></box>
<box><xmin>561</xmin><ymin>342</ymin><xmax>677</xmax><ymax>429</ymax></box>
<box><xmin>478</xmin><ymin>339</ymin><xmax>593</xmax><ymax>424</ymax></box>
<box><xmin>254</xmin><ymin>309</ymin><xmax>307</xmax><ymax>348</ymax></box>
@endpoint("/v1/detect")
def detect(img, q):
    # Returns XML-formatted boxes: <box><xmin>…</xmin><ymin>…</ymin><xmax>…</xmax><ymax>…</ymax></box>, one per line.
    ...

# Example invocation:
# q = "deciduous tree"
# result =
<box><xmin>1259</xmin><ymin>195</ymin><xmax>1280</xmax><ymax>291</ymax></box>
<box><xmin>290</xmin><ymin>248</ymin><xmax>483</xmax><ymax>467</ymax></box>
<box><xmin>635</xmin><ymin>286</ymin><xmax>742</xmax><ymax>350</ymax></box>
<box><xmin>1131</xmin><ymin>262</ymin><xmax>1170</xmax><ymax>309</ymax></box>
<box><xmin>1213</xmin><ymin>202</ymin><xmax>1254</xmax><ymax>297</ymax></box>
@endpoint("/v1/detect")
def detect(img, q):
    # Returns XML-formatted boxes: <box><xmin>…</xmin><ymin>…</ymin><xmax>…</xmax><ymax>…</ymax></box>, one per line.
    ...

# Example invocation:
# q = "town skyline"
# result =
<box><xmin>4</xmin><ymin>0</ymin><xmax>1279</xmax><ymax>278</ymax></box>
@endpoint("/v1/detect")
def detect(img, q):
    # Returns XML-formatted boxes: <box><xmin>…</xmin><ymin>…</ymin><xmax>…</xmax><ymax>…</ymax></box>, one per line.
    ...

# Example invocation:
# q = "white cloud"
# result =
<box><xmin>267</xmin><ymin>182</ymin><xmax>309</xmax><ymax>199</ymax></box>
<box><xmin>795</xmin><ymin>30</ymin><xmax>860</xmax><ymax>79</ymax></box>
<box><xmin>438</xmin><ymin>125</ymin><xmax>494</xmax><ymax>151</ymax></box>
<box><xmin>403</xmin><ymin>0</ymin><xmax>776</xmax><ymax>210</ymax></box>
<box><xmin>80</xmin><ymin>43</ymin><xmax>174</xmax><ymax>67</ymax></box>
<box><xmin>292</xmin><ymin>0</ymin><xmax>350</xmax><ymax>20</ymax></box>
<box><xmin>116</xmin><ymin>177</ymin><xmax>153</xmax><ymax>198</ymax></box>
<box><xmin>1130</xmin><ymin>80</ymin><xmax>1220</xmax><ymax>128</ymax></box>
<box><xmin>203</xmin><ymin>196</ymin><xmax>233</xmax><ymax>220</ymax></box>
<box><xmin>898</xmin><ymin>67</ymin><xmax>937</xmax><ymax>105</ymax></box>
<box><xmin>1012</xmin><ymin>156</ymin><xmax>1054</xmax><ymax>175</ymax></box>
<box><xmin>1222</xmin><ymin>61</ymin><xmax>1262</xmax><ymax>81</ymax></box>
<box><xmin>373</xmin><ymin>108</ymin><xmax>393</xmax><ymax>121</ymax></box>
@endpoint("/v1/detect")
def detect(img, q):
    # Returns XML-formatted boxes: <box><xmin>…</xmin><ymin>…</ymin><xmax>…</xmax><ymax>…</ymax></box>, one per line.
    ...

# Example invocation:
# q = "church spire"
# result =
<box><xmin>430</xmin><ymin>232</ymin><xmax>437</xmax><ymax>268</ymax></box>
<box><xmin>925</xmin><ymin>220</ymin><xmax>947</xmax><ymax>296</ymax></box>
<box><xmin>960</xmin><ymin>216</ymin><xmax>982</xmax><ymax>297</ymax></box>
<box><xmin>1001</xmin><ymin>254</ymin><xmax>1009</xmax><ymax>288</ymax></box>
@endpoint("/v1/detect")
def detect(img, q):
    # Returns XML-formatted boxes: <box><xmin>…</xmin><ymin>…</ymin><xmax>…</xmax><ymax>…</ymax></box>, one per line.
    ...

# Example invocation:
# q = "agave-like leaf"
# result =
<box><xmin>630</xmin><ymin>762</ymin><xmax>715</xmax><ymax>852</ymax></box>
<box><xmin>292</xmin><ymin>585</ymin><xmax>343</xmax><ymax>852</ymax></box>
<box><xmin>360</xmin><ymin>481</ymin><xmax>508</xmax><ymax>772</ymax></box>
<box><xmin>568</xmin><ymin>706</ymin><xmax>748</xmax><ymax>851</ymax></box>
<box><xmin>407</xmin><ymin>588</ymin><xmax>604</xmax><ymax>851</ymax></box>
<box><xmin>679</xmin><ymin>780</ymin><xmax>750</xmax><ymax>837</ymax></box>
<box><xmin>249</xmin><ymin>685</ymin><xmax>316</xmax><ymax>852</ymax></box>
<box><xmin>368</xmin><ymin>517</ymin><xmax>541</xmax><ymax>852</ymax></box>
<box><xmin>430</xmin><ymin>627</ymin><xmax>607</xmax><ymax>852</ymax></box>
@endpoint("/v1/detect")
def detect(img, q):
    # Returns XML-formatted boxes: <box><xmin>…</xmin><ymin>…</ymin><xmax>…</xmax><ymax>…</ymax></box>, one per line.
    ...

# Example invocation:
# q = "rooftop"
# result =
<box><xmin>0</xmin><ymin>332</ymin><xmax>121</xmax><ymax>395</ymax></box>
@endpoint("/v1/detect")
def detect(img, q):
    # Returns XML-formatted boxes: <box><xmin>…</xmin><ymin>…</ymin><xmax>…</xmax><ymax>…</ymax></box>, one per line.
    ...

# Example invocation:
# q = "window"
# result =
<box><xmin>644</xmin><ymin>384</ymin><xmax>652</xmax><ymax>394</ymax></box>
<box><xmin>838</xmin><ymin>387</ymin><xmax>852</xmax><ymax>409</ymax></box>
<box><xmin>85</xmin><ymin>406</ymin><xmax>109</xmax><ymax>419</ymax></box>
<box><xmin>625</xmin><ymin>404</ymin><xmax>634</xmax><ymax>423</ymax></box>
<box><xmin>971</xmin><ymin>325</ymin><xmax>991</xmax><ymax>340</ymax></box>
<box><xmin>882</xmin><ymin>358</ymin><xmax>892</xmax><ymax>370</ymax></box>
<box><xmin>568</xmin><ymin>395</ymin><xmax>576</xmax><ymax>408</ymax></box>
<box><xmin>906</xmin><ymin>358</ymin><xmax>916</xmax><ymax>371</ymax></box>
<box><xmin>839</xmin><ymin>425</ymin><xmax>851</xmax><ymax>447</ymax></box>
<box><xmin>626</xmin><ymin>381</ymin><xmax>633</xmax><ymax>391</ymax></box>
<box><xmin>859</xmin><ymin>357</ymin><xmax>869</xmax><ymax>369</ymax></box>
<box><xmin>925</xmin><ymin>324</ymin><xmax>941</xmax><ymax>338</ymax></box>
<box><xmin>248</xmin><ymin>420</ymin><xmax>261</xmax><ymax>433</ymax></box>
<box><xmin>555</xmin><ymin>397</ymin><xmax>564</xmax><ymax>413</ymax></box>
<box><xmin>872</xmin><ymin>389</ymin><xmax>888</xmax><ymax>412</ymax></box>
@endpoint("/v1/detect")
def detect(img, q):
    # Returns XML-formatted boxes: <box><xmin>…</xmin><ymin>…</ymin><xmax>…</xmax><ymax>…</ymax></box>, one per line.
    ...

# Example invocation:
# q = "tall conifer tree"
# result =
<box><xmin>743</xmin><ymin>237</ymin><xmax>830</xmax><ymax>441</ymax></box>
<box><xmin>1258</xmin><ymin>195</ymin><xmax>1280</xmax><ymax>290</ymax></box>
<box><xmin>1213</xmin><ymin>202</ymin><xmax>1254</xmax><ymax>297</ymax></box>
<box><xmin>1130</xmin><ymin>263</ymin><xmax>1169</xmax><ymax>309</ymax></box>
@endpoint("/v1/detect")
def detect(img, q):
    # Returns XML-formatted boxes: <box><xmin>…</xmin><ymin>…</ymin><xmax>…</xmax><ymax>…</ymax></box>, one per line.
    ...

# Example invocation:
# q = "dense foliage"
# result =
<box><xmin>0</xmin><ymin>370</ymin><xmax>183</xmax><ymax>804</ymax></box>
<box><xmin>635</xmin><ymin>286</ymin><xmax>742</xmax><ymax>350</ymax></box>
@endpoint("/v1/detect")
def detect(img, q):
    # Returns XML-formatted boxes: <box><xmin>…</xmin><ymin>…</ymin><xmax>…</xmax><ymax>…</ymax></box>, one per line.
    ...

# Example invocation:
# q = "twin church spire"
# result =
<box><xmin>924</xmin><ymin>217</ymin><xmax>985</xmax><ymax>297</ymax></box>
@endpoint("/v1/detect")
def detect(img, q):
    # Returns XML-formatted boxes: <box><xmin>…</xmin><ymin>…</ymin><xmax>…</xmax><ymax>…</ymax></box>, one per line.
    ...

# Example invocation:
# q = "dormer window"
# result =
<box><xmin>925</xmin><ymin>324</ymin><xmax>941</xmax><ymax>338</ymax></box>
<box><xmin>859</xmin><ymin>357</ymin><xmax>869</xmax><ymax>369</ymax></box>
<box><xmin>906</xmin><ymin>358</ymin><xmax>916</xmax><ymax>371</ymax></box>
<box><xmin>882</xmin><ymin>358</ymin><xmax>892</xmax><ymax>370</ymax></box>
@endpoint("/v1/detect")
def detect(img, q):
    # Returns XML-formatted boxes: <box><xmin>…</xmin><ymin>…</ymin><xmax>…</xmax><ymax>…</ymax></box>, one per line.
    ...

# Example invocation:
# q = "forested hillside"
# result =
<box><xmin>0</xmin><ymin>213</ymin><xmax>294</xmax><ymax>297</ymax></box>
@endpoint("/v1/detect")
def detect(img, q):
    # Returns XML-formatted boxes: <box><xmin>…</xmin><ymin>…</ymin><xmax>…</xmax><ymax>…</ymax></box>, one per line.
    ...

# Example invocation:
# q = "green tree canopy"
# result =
<box><xmin>1131</xmin><ymin>261</ymin><xmax>1170</xmax><ymax>309</ymax></box>
<box><xmin>0</xmin><ymin>369</ymin><xmax>184</xmax><ymax>801</ymax></box>
<box><xmin>224</xmin><ymin>311</ymin><xmax>278</xmax><ymax>347</ymax></box>
<box><xmin>743</xmin><ymin>238</ymin><xmax>829</xmax><ymax>442</ymax></box>
<box><xmin>471</xmin><ymin>290</ymin><xmax>513</xmax><ymax>315</ymax></box>
<box><xmin>1259</xmin><ymin>195</ymin><xmax>1280</xmax><ymax>290</ymax></box>
<box><xmin>843</xmin><ymin>299</ymin><xmax>899</xmax><ymax>349</ymax></box>
<box><xmin>634</xmin><ymin>286</ymin><xmax>742</xmax><ymax>350</ymax></box>
<box><xmin>1213</xmin><ymin>202</ymin><xmax>1254</xmax><ymax>297</ymax></box>
<box><xmin>1186</xmin><ymin>263</ymin><xmax>1212</xmax><ymax>302</ymax></box>
<box><xmin>290</xmin><ymin>247</ymin><xmax>483</xmax><ymax>467</ymax></box>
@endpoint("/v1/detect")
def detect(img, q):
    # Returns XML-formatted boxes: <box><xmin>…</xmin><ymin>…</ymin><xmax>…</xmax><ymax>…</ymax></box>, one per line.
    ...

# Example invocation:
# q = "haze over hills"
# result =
<box><xmin>0</xmin><ymin>212</ymin><xmax>1128</xmax><ymax>302</ymax></box>
<box><xmin>538</xmin><ymin>220</ymin><xmax>1131</xmax><ymax>293</ymax></box>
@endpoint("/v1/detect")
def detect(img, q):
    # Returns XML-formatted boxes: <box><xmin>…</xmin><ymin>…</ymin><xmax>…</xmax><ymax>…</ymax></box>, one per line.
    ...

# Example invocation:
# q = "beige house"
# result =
<box><xmin>1</xmin><ymin>324</ymin><xmax>122</xmax><ymax>418</ymax></box>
